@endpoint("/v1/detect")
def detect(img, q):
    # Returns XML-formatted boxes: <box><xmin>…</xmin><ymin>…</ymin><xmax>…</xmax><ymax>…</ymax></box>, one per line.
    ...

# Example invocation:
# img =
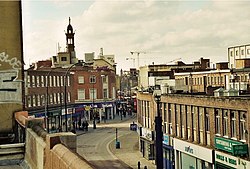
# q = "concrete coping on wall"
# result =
<box><xmin>52</xmin><ymin>144</ymin><xmax>94</xmax><ymax>169</ymax></box>
<box><xmin>46</xmin><ymin>132</ymin><xmax>77</xmax><ymax>152</ymax></box>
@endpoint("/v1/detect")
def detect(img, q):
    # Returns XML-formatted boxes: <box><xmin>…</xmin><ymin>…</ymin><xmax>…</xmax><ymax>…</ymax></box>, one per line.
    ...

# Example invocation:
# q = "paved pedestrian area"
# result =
<box><xmin>109</xmin><ymin>130</ymin><xmax>156</xmax><ymax>169</ymax></box>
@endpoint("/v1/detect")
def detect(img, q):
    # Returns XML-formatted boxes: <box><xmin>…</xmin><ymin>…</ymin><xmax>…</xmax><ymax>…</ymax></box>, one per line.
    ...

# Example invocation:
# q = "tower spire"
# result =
<box><xmin>69</xmin><ymin>17</ymin><xmax>71</xmax><ymax>24</ymax></box>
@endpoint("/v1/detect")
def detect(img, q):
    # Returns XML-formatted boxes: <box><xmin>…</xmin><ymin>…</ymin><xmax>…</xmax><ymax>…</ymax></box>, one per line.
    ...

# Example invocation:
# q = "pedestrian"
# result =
<box><xmin>78</xmin><ymin>119</ymin><xmax>81</xmax><ymax>129</ymax></box>
<box><xmin>85</xmin><ymin>121</ymin><xmax>89</xmax><ymax>131</ymax></box>
<box><xmin>82</xmin><ymin>121</ymin><xmax>86</xmax><ymax>131</ymax></box>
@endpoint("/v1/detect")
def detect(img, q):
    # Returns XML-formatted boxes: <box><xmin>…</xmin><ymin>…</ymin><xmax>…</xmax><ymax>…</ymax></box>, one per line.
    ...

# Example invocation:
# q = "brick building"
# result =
<box><xmin>25</xmin><ymin>18</ymin><xmax>117</xmax><ymax>132</ymax></box>
<box><xmin>137</xmin><ymin>92</ymin><xmax>250</xmax><ymax>169</ymax></box>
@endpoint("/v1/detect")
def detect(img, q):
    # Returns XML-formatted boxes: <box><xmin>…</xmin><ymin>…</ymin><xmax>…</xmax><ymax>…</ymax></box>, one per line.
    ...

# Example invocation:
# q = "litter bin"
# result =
<box><xmin>115</xmin><ymin>141</ymin><xmax>120</xmax><ymax>149</ymax></box>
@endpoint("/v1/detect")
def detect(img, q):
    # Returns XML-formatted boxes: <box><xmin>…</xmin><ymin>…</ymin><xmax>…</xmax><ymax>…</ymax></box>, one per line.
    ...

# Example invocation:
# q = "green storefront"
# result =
<box><xmin>214</xmin><ymin>137</ymin><xmax>249</xmax><ymax>169</ymax></box>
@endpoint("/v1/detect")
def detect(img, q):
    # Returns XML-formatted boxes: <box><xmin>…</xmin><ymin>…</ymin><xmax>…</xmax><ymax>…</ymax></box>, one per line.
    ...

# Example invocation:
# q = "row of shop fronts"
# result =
<box><xmin>31</xmin><ymin>101</ymin><xmax>116</xmax><ymax>132</ymax></box>
<box><xmin>138</xmin><ymin>127</ymin><xmax>250</xmax><ymax>169</ymax></box>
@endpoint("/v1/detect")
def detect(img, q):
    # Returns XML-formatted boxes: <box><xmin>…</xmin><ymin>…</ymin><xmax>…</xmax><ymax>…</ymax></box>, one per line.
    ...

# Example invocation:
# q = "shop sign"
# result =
<box><xmin>215</xmin><ymin>151</ymin><xmax>238</xmax><ymax>167</ymax></box>
<box><xmin>232</xmin><ymin>144</ymin><xmax>248</xmax><ymax>156</ymax></box>
<box><xmin>174</xmin><ymin>138</ymin><xmax>213</xmax><ymax>162</ymax></box>
<box><xmin>215</xmin><ymin>137</ymin><xmax>245</xmax><ymax>154</ymax></box>
<box><xmin>215</xmin><ymin>151</ymin><xmax>250</xmax><ymax>169</ymax></box>
<box><xmin>141</xmin><ymin>128</ymin><xmax>153</xmax><ymax>141</ymax></box>
<box><xmin>163</xmin><ymin>134</ymin><xmax>169</xmax><ymax>145</ymax></box>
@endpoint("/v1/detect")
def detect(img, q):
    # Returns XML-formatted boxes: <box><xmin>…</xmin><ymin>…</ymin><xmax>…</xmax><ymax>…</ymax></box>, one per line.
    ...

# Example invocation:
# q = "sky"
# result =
<box><xmin>22</xmin><ymin>0</ymin><xmax>250</xmax><ymax>72</ymax></box>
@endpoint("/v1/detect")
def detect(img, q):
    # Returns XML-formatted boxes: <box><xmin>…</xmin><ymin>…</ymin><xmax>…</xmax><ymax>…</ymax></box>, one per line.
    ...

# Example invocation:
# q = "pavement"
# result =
<box><xmin>76</xmin><ymin>114</ymin><xmax>156</xmax><ymax>169</ymax></box>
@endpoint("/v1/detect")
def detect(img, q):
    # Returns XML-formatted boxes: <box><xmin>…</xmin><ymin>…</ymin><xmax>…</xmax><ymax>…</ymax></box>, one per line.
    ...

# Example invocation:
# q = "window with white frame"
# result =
<box><xmin>240</xmin><ymin>111</ymin><xmax>247</xmax><ymax>141</ymax></box>
<box><xmin>27</xmin><ymin>96</ymin><xmax>31</xmax><ymax>107</ymax></box>
<box><xmin>223</xmin><ymin>110</ymin><xmax>228</xmax><ymax>136</ymax></box>
<box><xmin>32</xmin><ymin>95</ymin><xmax>36</xmax><ymax>107</ymax></box>
<box><xmin>61</xmin><ymin>76</ymin><xmax>64</xmax><ymax>86</ymax></box>
<box><xmin>175</xmin><ymin>104</ymin><xmax>180</xmax><ymax>137</ymax></box>
<box><xmin>215</xmin><ymin>109</ymin><xmax>220</xmax><ymax>135</ymax></box>
<box><xmin>54</xmin><ymin>93</ymin><xmax>57</xmax><ymax>104</ymax></box>
<box><xmin>57</xmin><ymin>93</ymin><xmax>61</xmax><ymax>104</ymax></box>
<box><xmin>103</xmin><ymin>88</ymin><xmax>108</xmax><ymax>99</ymax></box>
<box><xmin>57</xmin><ymin>76</ymin><xmax>60</xmax><ymax>87</ymax></box>
<box><xmin>50</xmin><ymin>94</ymin><xmax>53</xmax><ymax>104</ymax></box>
<box><xmin>168</xmin><ymin>103</ymin><xmax>172</xmax><ymax>135</ymax></box>
<box><xmin>199</xmin><ymin>107</ymin><xmax>204</xmax><ymax>143</ymax></box>
<box><xmin>163</xmin><ymin>103</ymin><xmax>167</xmax><ymax>133</ymax></box>
<box><xmin>230</xmin><ymin>110</ymin><xmax>237</xmax><ymax>138</ymax></box>
<box><xmin>205</xmin><ymin>108</ymin><xmax>210</xmax><ymax>132</ymax></box>
<box><xmin>36</xmin><ymin>76</ymin><xmax>40</xmax><ymax>87</ymax></box>
<box><xmin>27</xmin><ymin>75</ymin><xmax>31</xmax><ymax>87</ymax></box>
<box><xmin>186</xmin><ymin>105</ymin><xmax>191</xmax><ymax>138</ymax></box>
<box><xmin>102</xmin><ymin>75</ymin><xmax>107</xmax><ymax>83</ymax></box>
<box><xmin>37</xmin><ymin>94</ymin><xmax>40</xmax><ymax>106</ymax></box>
<box><xmin>78</xmin><ymin>89</ymin><xmax>85</xmax><ymax>100</ymax></box>
<box><xmin>247</xmin><ymin>49</ymin><xmax>250</xmax><ymax>55</ymax></box>
<box><xmin>41</xmin><ymin>76</ymin><xmax>44</xmax><ymax>87</ymax></box>
<box><xmin>192</xmin><ymin>106</ymin><xmax>196</xmax><ymax>142</ymax></box>
<box><xmin>49</xmin><ymin>76</ymin><xmax>52</xmax><ymax>87</ymax></box>
<box><xmin>90</xmin><ymin>88</ymin><xmax>96</xmax><ymax>100</ymax></box>
<box><xmin>241</xmin><ymin>49</ymin><xmax>244</xmax><ymax>55</ymax></box>
<box><xmin>147</xmin><ymin>101</ymin><xmax>150</xmax><ymax>128</ymax></box>
<box><xmin>90</xmin><ymin>75</ymin><xmax>96</xmax><ymax>83</ymax></box>
<box><xmin>67</xmin><ymin>76</ymin><xmax>70</xmax><ymax>86</ymax></box>
<box><xmin>53</xmin><ymin>76</ymin><xmax>56</xmax><ymax>87</ymax></box>
<box><xmin>67</xmin><ymin>92</ymin><xmax>71</xmax><ymax>102</ymax></box>
<box><xmin>181</xmin><ymin>105</ymin><xmax>185</xmax><ymax>138</ymax></box>
<box><xmin>78</xmin><ymin>76</ymin><xmax>84</xmax><ymax>84</ymax></box>
<box><xmin>32</xmin><ymin>76</ymin><xmax>35</xmax><ymax>87</ymax></box>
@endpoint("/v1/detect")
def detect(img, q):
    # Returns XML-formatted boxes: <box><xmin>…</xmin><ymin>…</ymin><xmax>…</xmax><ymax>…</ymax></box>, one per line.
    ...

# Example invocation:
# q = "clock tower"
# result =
<box><xmin>65</xmin><ymin>17</ymin><xmax>76</xmax><ymax>63</ymax></box>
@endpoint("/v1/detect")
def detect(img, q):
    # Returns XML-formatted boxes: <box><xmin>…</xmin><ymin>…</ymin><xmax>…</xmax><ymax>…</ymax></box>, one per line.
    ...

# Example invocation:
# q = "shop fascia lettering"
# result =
<box><xmin>185</xmin><ymin>146</ymin><xmax>194</xmax><ymax>154</ymax></box>
<box><xmin>216</xmin><ymin>153</ymin><xmax>237</xmax><ymax>165</ymax></box>
<box><xmin>215</xmin><ymin>151</ymin><xmax>249</xmax><ymax>169</ymax></box>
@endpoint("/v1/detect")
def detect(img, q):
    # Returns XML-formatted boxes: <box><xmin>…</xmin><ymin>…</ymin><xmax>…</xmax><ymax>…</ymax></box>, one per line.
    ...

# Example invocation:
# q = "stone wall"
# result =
<box><xmin>15</xmin><ymin>111</ymin><xmax>94</xmax><ymax>169</ymax></box>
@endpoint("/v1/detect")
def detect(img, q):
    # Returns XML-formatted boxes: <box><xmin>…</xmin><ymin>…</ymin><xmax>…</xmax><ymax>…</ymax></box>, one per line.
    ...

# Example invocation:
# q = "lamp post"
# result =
<box><xmin>101</xmin><ymin>74</ymin><xmax>106</xmax><ymax>122</ymax></box>
<box><xmin>120</xmin><ymin>69</ymin><xmax>123</xmax><ymax>120</ymax></box>
<box><xmin>45</xmin><ymin>69</ymin><xmax>53</xmax><ymax>133</ymax></box>
<box><xmin>153</xmin><ymin>85</ymin><xmax>163</xmax><ymax>169</ymax></box>
<box><xmin>64</xmin><ymin>63</ymin><xmax>79</xmax><ymax>132</ymax></box>
<box><xmin>92</xmin><ymin>74</ymin><xmax>96</xmax><ymax>129</ymax></box>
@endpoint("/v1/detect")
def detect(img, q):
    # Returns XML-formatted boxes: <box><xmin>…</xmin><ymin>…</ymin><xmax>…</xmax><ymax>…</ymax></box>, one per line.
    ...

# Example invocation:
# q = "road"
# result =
<box><xmin>76</xmin><ymin>119</ymin><xmax>134</xmax><ymax>169</ymax></box>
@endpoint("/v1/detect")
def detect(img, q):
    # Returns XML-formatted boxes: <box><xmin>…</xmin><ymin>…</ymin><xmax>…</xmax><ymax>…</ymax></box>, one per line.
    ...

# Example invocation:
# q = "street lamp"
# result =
<box><xmin>91</xmin><ymin>74</ymin><xmax>96</xmax><ymax>129</ymax></box>
<box><xmin>64</xmin><ymin>62</ymin><xmax>79</xmax><ymax>132</ymax></box>
<box><xmin>45</xmin><ymin>69</ymin><xmax>53</xmax><ymax>133</ymax></box>
<box><xmin>120</xmin><ymin>69</ymin><xmax>123</xmax><ymax>120</ymax></box>
<box><xmin>101</xmin><ymin>74</ymin><xmax>107</xmax><ymax>122</ymax></box>
<box><xmin>153</xmin><ymin>85</ymin><xmax>163</xmax><ymax>169</ymax></box>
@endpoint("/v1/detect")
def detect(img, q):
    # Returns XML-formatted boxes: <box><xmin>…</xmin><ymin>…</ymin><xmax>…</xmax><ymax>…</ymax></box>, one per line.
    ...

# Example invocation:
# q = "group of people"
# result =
<box><xmin>78</xmin><ymin>119</ymin><xmax>89</xmax><ymax>131</ymax></box>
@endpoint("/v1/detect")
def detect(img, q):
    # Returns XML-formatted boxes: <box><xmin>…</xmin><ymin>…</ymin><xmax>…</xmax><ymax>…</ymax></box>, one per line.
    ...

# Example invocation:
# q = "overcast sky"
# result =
<box><xmin>22</xmin><ymin>0</ymin><xmax>250</xmax><ymax>71</ymax></box>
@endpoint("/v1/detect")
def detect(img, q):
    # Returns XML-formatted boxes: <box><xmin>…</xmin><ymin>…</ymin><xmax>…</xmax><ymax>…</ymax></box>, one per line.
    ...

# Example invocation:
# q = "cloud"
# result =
<box><xmin>22</xmin><ymin>0</ymin><xmax>250</xmax><ymax>70</ymax></box>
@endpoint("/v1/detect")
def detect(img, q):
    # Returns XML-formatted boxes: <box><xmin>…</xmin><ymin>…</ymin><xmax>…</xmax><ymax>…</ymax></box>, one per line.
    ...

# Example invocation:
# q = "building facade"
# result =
<box><xmin>228</xmin><ymin>44</ymin><xmax>250</xmax><ymax>69</ymax></box>
<box><xmin>137</xmin><ymin>92</ymin><xmax>250</xmax><ymax>169</ymax></box>
<box><xmin>0</xmin><ymin>1</ymin><xmax>24</xmax><ymax>143</ymax></box>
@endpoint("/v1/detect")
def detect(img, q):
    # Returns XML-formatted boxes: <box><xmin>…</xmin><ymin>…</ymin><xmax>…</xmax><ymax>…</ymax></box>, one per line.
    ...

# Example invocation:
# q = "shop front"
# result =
<box><xmin>163</xmin><ymin>134</ymin><xmax>174</xmax><ymax>169</ymax></box>
<box><xmin>214</xmin><ymin>137</ymin><xmax>249</xmax><ymax>169</ymax></box>
<box><xmin>139</xmin><ymin>127</ymin><xmax>155</xmax><ymax>160</ymax></box>
<box><xmin>174</xmin><ymin>138</ymin><xmax>213</xmax><ymax>169</ymax></box>
<box><xmin>215</xmin><ymin>151</ymin><xmax>250</xmax><ymax>169</ymax></box>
